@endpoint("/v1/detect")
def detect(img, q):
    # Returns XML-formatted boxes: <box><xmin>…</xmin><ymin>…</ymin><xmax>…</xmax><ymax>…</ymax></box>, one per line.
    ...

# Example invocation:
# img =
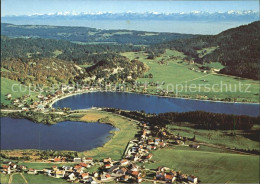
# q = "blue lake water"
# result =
<box><xmin>0</xmin><ymin>117</ymin><xmax>115</xmax><ymax>151</ymax></box>
<box><xmin>52</xmin><ymin>92</ymin><xmax>260</xmax><ymax>117</ymax></box>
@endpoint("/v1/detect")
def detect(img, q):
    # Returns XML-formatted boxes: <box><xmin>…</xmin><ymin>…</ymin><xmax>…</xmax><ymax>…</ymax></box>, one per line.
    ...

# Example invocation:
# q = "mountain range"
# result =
<box><xmin>2</xmin><ymin>10</ymin><xmax>259</xmax><ymax>22</ymax></box>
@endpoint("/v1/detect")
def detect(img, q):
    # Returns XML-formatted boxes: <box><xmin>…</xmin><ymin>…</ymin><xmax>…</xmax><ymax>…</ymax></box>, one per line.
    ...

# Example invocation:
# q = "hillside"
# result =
<box><xmin>1</xmin><ymin>58</ymin><xmax>81</xmax><ymax>85</ymax></box>
<box><xmin>1</xmin><ymin>23</ymin><xmax>194</xmax><ymax>45</ymax></box>
<box><xmin>1</xmin><ymin>36</ymin><xmax>141</xmax><ymax>64</ymax></box>
<box><xmin>152</xmin><ymin>21</ymin><xmax>260</xmax><ymax>80</ymax></box>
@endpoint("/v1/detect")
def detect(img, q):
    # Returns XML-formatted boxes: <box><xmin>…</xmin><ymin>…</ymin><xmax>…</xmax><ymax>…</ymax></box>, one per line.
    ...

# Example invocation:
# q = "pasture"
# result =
<box><xmin>121</xmin><ymin>50</ymin><xmax>260</xmax><ymax>102</ymax></box>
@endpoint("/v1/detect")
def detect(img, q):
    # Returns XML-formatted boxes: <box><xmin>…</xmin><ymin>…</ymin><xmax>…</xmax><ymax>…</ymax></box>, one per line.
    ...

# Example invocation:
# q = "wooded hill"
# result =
<box><xmin>1</xmin><ymin>23</ymin><xmax>194</xmax><ymax>45</ymax></box>
<box><xmin>151</xmin><ymin>21</ymin><xmax>260</xmax><ymax>80</ymax></box>
<box><xmin>1</xmin><ymin>36</ymin><xmax>141</xmax><ymax>64</ymax></box>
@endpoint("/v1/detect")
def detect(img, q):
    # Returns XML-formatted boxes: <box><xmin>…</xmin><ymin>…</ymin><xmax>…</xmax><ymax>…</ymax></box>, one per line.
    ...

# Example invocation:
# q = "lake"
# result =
<box><xmin>0</xmin><ymin>117</ymin><xmax>115</xmax><ymax>151</ymax></box>
<box><xmin>1</xmin><ymin>20</ymin><xmax>252</xmax><ymax>34</ymax></box>
<box><xmin>52</xmin><ymin>92</ymin><xmax>260</xmax><ymax>117</ymax></box>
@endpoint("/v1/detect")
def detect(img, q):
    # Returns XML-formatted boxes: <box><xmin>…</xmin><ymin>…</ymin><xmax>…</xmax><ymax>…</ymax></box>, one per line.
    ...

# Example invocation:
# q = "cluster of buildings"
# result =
<box><xmin>0</xmin><ymin>120</ymin><xmax>199</xmax><ymax>183</ymax></box>
<box><xmin>0</xmin><ymin>162</ymin><xmax>27</xmax><ymax>175</ymax></box>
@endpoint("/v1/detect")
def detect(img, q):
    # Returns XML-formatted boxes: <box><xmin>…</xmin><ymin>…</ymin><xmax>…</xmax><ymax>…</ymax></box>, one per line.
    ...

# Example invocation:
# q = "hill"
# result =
<box><xmin>1</xmin><ymin>36</ymin><xmax>141</xmax><ymax>64</ymax></box>
<box><xmin>152</xmin><ymin>21</ymin><xmax>260</xmax><ymax>80</ymax></box>
<box><xmin>1</xmin><ymin>23</ymin><xmax>194</xmax><ymax>45</ymax></box>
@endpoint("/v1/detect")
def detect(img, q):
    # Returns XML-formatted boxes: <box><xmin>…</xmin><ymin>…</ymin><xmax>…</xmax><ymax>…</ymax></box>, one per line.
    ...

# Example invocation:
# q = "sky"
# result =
<box><xmin>1</xmin><ymin>0</ymin><xmax>259</xmax><ymax>16</ymax></box>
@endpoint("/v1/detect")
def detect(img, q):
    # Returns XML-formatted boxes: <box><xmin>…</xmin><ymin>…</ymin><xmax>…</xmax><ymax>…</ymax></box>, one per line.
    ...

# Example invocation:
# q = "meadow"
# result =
<box><xmin>144</xmin><ymin>146</ymin><xmax>259</xmax><ymax>183</ymax></box>
<box><xmin>77</xmin><ymin>109</ymin><xmax>138</xmax><ymax>160</ymax></box>
<box><xmin>121</xmin><ymin>50</ymin><xmax>260</xmax><ymax>102</ymax></box>
<box><xmin>1</xmin><ymin>77</ymin><xmax>39</xmax><ymax>106</ymax></box>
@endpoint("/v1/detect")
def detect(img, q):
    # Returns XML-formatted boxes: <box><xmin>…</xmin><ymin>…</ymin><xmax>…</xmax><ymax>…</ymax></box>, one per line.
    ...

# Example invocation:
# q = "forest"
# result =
<box><xmin>1</xmin><ymin>23</ymin><xmax>194</xmax><ymax>45</ymax></box>
<box><xmin>105</xmin><ymin>108</ymin><xmax>259</xmax><ymax>131</ymax></box>
<box><xmin>1</xmin><ymin>36</ymin><xmax>142</xmax><ymax>64</ymax></box>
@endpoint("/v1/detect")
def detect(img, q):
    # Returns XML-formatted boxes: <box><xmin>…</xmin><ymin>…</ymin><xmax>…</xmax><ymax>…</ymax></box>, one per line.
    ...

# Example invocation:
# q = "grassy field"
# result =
<box><xmin>77</xmin><ymin>109</ymin><xmax>138</xmax><ymax>160</ymax></box>
<box><xmin>23</xmin><ymin>173</ymin><xmax>68</xmax><ymax>183</ymax></box>
<box><xmin>145</xmin><ymin>147</ymin><xmax>259</xmax><ymax>183</ymax></box>
<box><xmin>121</xmin><ymin>50</ymin><xmax>260</xmax><ymax>102</ymax></box>
<box><xmin>1</xmin><ymin>77</ymin><xmax>29</xmax><ymax>105</ymax></box>
<box><xmin>11</xmin><ymin>173</ymin><xmax>25</xmax><ymax>184</ymax></box>
<box><xmin>0</xmin><ymin>173</ymin><xmax>9</xmax><ymax>184</ymax></box>
<box><xmin>1</xmin><ymin>77</ymin><xmax>40</xmax><ymax>106</ymax></box>
<box><xmin>167</xmin><ymin>124</ymin><xmax>260</xmax><ymax>150</ymax></box>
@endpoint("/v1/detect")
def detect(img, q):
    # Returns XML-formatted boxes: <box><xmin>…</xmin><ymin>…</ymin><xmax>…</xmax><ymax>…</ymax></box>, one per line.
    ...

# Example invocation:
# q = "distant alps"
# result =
<box><xmin>2</xmin><ymin>10</ymin><xmax>259</xmax><ymax>22</ymax></box>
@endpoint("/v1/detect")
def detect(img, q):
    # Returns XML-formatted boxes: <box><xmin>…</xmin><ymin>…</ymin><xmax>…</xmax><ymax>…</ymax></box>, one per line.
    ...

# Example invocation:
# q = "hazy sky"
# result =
<box><xmin>2</xmin><ymin>0</ymin><xmax>259</xmax><ymax>16</ymax></box>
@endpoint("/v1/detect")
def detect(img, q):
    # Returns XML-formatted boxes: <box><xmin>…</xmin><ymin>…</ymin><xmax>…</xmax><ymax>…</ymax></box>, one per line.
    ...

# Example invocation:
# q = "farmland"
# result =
<box><xmin>144</xmin><ymin>146</ymin><xmax>259</xmax><ymax>183</ymax></box>
<box><xmin>121</xmin><ymin>50</ymin><xmax>260</xmax><ymax>102</ymax></box>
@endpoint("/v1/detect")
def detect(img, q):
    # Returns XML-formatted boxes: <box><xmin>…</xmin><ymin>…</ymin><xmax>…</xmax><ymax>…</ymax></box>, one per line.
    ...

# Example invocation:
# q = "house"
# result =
<box><xmin>43</xmin><ymin>169</ymin><xmax>52</xmax><ymax>176</ymax></box>
<box><xmin>27</xmin><ymin>168</ymin><xmax>37</xmax><ymax>175</ymax></box>
<box><xmin>62</xmin><ymin>166</ymin><xmax>73</xmax><ymax>172</ymax></box>
<box><xmin>103</xmin><ymin>157</ymin><xmax>112</xmax><ymax>163</ymax></box>
<box><xmin>158</xmin><ymin>142</ymin><xmax>166</xmax><ymax>148</ymax></box>
<box><xmin>84</xmin><ymin>176</ymin><xmax>97</xmax><ymax>184</ymax></box>
<box><xmin>105</xmin><ymin>163</ymin><xmax>113</xmax><ymax>169</ymax></box>
<box><xmin>131</xmin><ymin>154</ymin><xmax>139</xmax><ymax>162</ymax></box>
<box><xmin>74</xmin><ymin>165</ymin><xmax>83</xmax><ymax>171</ymax></box>
<box><xmin>120</xmin><ymin>175</ymin><xmax>129</xmax><ymax>182</ymax></box>
<box><xmin>83</xmin><ymin>157</ymin><xmax>93</xmax><ymax>163</ymax></box>
<box><xmin>93</xmin><ymin>172</ymin><xmax>99</xmax><ymax>178</ymax></box>
<box><xmin>13</xmin><ymin>99</ymin><xmax>19</xmax><ymax>103</ymax></box>
<box><xmin>55</xmin><ymin>170</ymin><xmax>65</xmax><ymax>178</ymax></box>
<box><xmin>101</xmin><ymin>173</ymin><xmax>112</xmax><ymax>181</ymax></box>
<box><xmin>19</xmin><ymin>165</ymin><xmax>27</xmax><ymax>171</ymax></box>
<box><xmin>52</xmin><ymin>165</ymin><xmax>58</xmax><ymax>171</ymax></box>
<box><xmin>146</xmin><ymin>154</ymin><xmax>152</xmax><ymax>160</ymax></box>
<box><xmin>130</xmin><ymin>171</ymin><xmax>140</xmax><ymax>178</ymax></box>
<box><xmin>79</xmin><ymin>162</ymin><xmax>88</xmax><ymax>168</ymax></box>
<box><xmin>137</xmin><ymin>176</ymin><xmax>143</xmax><ymax>183</ymax></box>
<box><xmin>130</xmin><ymin>164</ymin><xmax>139</xmax><ymax>172</ymax></box>
<box><xmin>164</xmin><ymin>173</ymin><xmax>176</xmax><ymax>183</ymax></box>
<box><xmin>146</xmin><ymin>145</ymin><xmax>152</xmax><ymax>150</ymax></box>
<box><xmin>80</xmin><ymin>173</ymin><xmax>89</xmax><ymax>179</ymax></box>
<box><xmin>147</xmin><ymin>139</ymin><xmax>154</xmax><ymax>145</ymax></box>
<box><xmin>120</xmin><ymin>159</ymin><xmax>129</xmax><ymax>166</ymax></box>
<box><xmin>6</xmin><ymin>94</ymin><xmax>12</xmax><ymax>99</ymax></box>
<box><xmin>10</xmin><ymin>164</ymin><xmax>17</xmax><ymax>169</ymax></box>
<box><xmin>156</xmin><ymin>172</ymin><xmax>164</xmax><ymax>180</ymax></box>
<box><xmin>188</xmin><ymin>175</ymin><xmax>198</xmax><ymax>183</ymax></box>
<box><xmin>154</xmin><ymin>138</ymin><xmax>161</xmax><ymax>145</ymax></box>
<box><xmin>74</xmin><ymin>157</ymin><xmax>82</xmax><ymax>163</ymax></box>
<box><xmin>116</xmin><ymin>168</ymin><xmax>127</xmax><ymax>175</ymax></box>
<box><xmin>54</xmin><ymin>157</ymin><xmax>61</xmax><ymax>162</ymax></box>
<box><xmin>68</xmin><ymin>173</ymin><xmax>76</xmax><ymax>181</ymax></box>
<box><xmin>1</xmin><ymin>165</ymin><xmax>11</xmax><ymax>174</ymax></box>
<box><xmin>22</xmin><ymin>107</ymin><xmax>28</xmax><ymax>111</ymax></box>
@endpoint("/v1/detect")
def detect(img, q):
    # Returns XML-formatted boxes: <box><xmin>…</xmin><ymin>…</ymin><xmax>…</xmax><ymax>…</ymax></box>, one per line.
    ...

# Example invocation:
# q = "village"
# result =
<box><xmin>3</xmin><ymin>73</ymin><xmax>218</xmax><ymax>113</ymax></box>
<box><xmin>1</xmin><ymin>118</ymin><xmax>199</xmax><ymax>184</ymax></box>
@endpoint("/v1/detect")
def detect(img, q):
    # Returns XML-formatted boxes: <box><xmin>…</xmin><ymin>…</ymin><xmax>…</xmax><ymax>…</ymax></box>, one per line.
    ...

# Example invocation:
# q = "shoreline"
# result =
<box><xmin>49</xmin><ymin>90</ymin><xmax>260</xmax><ymax>110</ymax></box>
<box><xmin>0</xmin><ymin>110</ymin><xmax>119</xmax><ymax>153</ymax></box>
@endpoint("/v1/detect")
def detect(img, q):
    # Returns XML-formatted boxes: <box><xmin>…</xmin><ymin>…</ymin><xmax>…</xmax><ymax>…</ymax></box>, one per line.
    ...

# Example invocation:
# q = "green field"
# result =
<box><xmin>24</xmin><ymin>173</ymin><xmax>68</xmax><ymax>184</ymax></box>
<box><xmin>167</xmin><ymin>124</ymin><xmax>259</xmax><ymax>150</ymax></box>
<box><xmin>1</xmin><ymin>77</ymin><xmax>39</xmax><ymax>106</ymax></box>
<box><xmin>1</xmin><ymin>77</ymin><xmax>29</xmax><ymax>105</ymax></box>
<box><xmin>145</xmin><ymin>147</ymin><xmax>259</xmax><ymax>183</ymax></box>
<box><xmin>11</xmin><ymin>173</ymin><xmax>25</xmax><ymax>184</ymax></box>
<box><xmin>0</xmin><ymin>173</ymin><xmax>9</xmax><ymax>184</ymax></box>
<box><xmin>78</xmin><ymin>110</ymin><xmax>138</xmax><ymax>160</ymax></box>
<box><xmin>121</xmin><ymin>50</ymin><xmax>260</xmax><ymax>102</ymax></box>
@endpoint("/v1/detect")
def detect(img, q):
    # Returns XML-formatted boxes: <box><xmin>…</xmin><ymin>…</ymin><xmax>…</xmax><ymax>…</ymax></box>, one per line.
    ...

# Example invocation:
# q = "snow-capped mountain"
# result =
<box><xmin>3</xmin><ymin>10</ymin><xmax>259</xmax><ymax>21</ymax></box>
